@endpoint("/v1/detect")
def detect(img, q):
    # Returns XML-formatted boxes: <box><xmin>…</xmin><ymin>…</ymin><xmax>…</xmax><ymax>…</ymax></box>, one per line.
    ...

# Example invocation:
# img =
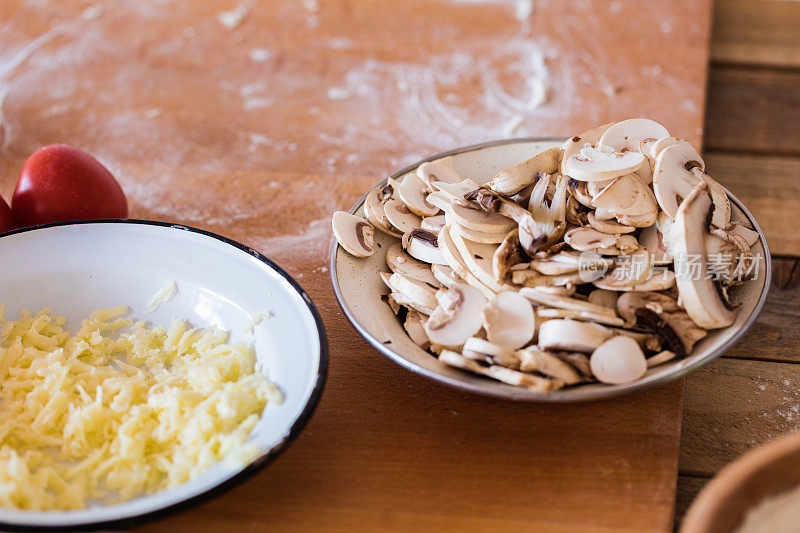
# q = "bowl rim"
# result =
<box><xmin>329</xmin><ymin>137</ymin><xmax>772</xmax><ymax>403</ymax></box>
<box><xmin>680</xmin><ymin>430</ymin><xmax>800</xmax><ymax>533</ymax></box>
<box><xmin>0</xmin><ymin>219</ymin><xmax>329</xmax><ymax>531</ymax></box>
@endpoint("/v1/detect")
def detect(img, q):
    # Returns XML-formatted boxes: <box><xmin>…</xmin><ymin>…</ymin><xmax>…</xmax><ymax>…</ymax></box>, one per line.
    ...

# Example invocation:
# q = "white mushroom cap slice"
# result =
<box><xmin>430</xmin><ymin>179</ymin><xmax>481</xmax><ymax>206</ymax></box>
<box><xmin>481</xmin><ymin>291</ymin><xmax>535</xmax><ymax>350</ymax></box>
<box><xmin>594</xmin><ymin>269</ymin><xmax>676</xmax><ymax>292</ymax></box>
<box><xmin>588</xmin><ymin>289</ymin><xmax>618</xmax><ymax>309</ymax></box>
<box><xmin>725</xmin><ymin>221</ymin><xmax>760</xmax><ymax>248</ymax></box>
<box><xmin>387</xmin><ymin>272</ymin><xmax>439</xmax><ymax>312</ymax></box>
<box><xmin>672</xmin><ymin>182</ymin><xmax>735</xmax><ymax>329</ymax></box>
<box><xmin>416</xmin><ymin>156</ymin><xmax>461</xmax><ymax>188</ymax></box>
<box><xmin>650</xmin><ymin>137</ymin><xmax>696</xmax><ymax>160</ymax></box>
<box><xmin>448</xmin><ymin>224</ymin><xmax>504</xmax><ymax>293</ymax></box>
<box><xmin>564</xmin><ymin>226</ymin><xmax>620</xmax><ymax>252</ymax></box>
<box><xmin>332</xmin><ymin>211</ymin><xmax>375</xmax><ymax>258</ymax></box>
<box><xmin>438</xmin><ymin>225</ymin><xmax>497</xmax><ymax>299</ymax></box>
<box><xmin>520</xmin><ymin>287</ymin><xmax>625</xmax><ymax>327</ymax></box>
<box><xmin>423</xmin><ymin>283</ymin><xmax>487</xmax><ymax>348</ymax></box>
<box><xmin>653</xmin><ymin>143</ymin><xmax>730</xmax><ymax>228</ymax></box>
<box><xmin>426</xmin><ymin>190</ymin><xmax>452</xmax><ymax>211</ymax></box>
<box><xmin>589</xmin><ymin>336</ymin><xmax>647</xmax><ymax>385</ymax></box>
<box><xmin>593</xmin><ymin>173</ymin><xmax>658</xmax><ymax>217</ymax></box>
<box><xmin>450</xmin><ymin>223</ymin><xmax>508</xmax><ymax>244</ymax></box>
<box><xmin>446</xmin><ymin>202</ymin><xmax>516</xmax><ymax>234</ymax></box>
<box><xmin>364</xmin><ymin>193</ymin><xmax>403</xmax><ymax>238</ymax></box>
<box><xmin>386</xmin><ymin>243</ymin><xmax>441</xmax><ymax>287</ymax></box>
<box><xmin>646</xmin><ymin>350</ymin><xmax>676</xmax><ymax>368</ymax></box>
<box><xmin>537</xmin><ymin>319</ymin><xmax>613</xmax><ymax>353</ymax></box>
<box><xmin>390</xmin><ymin>291</ymin><xmax>436</xmax><ymax>316</ymax></box>
<box><xmin>488</xmin><ymin>146</ymin><xmax>561</xmax><ymax>195</ymax></box>
<box><xmin>516</xmin><ymin>347</ymin><xmax>583</xmax><ymax>385</ymax></box>
<box><xmin>563</xmin><ymin>144</ymin><xmax>645</xmax><ymax>182</ymax></box>
<box><xmin>421</xmin><ymin>214</ymin><xmax>446</xmax><ymax>233</ymax></box>
<box><xmin>397</xmin><ymin>174</ymin><xmax>439</xmax><ymax>217</ymax></box>
<box><xmin>560</xmin><ymin>123</ymin><xmax>614</xmax><ymax>175</ymax></box>
<box><xmin>431</xmin><ymin>264</ymin><xmax>460</xmax><ymax>288</ymax></box>
<box><xmin>403</xmin><ymin>311</ymin><xmax>431</xmax><ymax>349</ymax></box>
<box><xmin>462</xmin><ymin>337</ymin><xmax>518</xmax><ymax>367</ymax></box>
<box><xmin>384</xmin><ymin>199</ymin><xmax>422</xmax><ymax>233</ymax></box>
<box><xmin>587</xmin><ymin>212</ymin><xmax>636</xmax><ymax>234</ymax></box>
<box><xmin>598</xmin><ymin>118</ymin><xmax>670</xmax><ymax>152</ymax></box>
<box><xmin>639</xmin><ymin>223</ymin><xmax>673</xmax><ymax>264</ymax></box>
<box><xmin>592</xmin><ymin>246</ymin><xmax>652</xmax><ymax>288</ymax></box>
<box><xmin>438</xmin><ymin>350</ymin><xmax>563</xmax><ymax>393</ymax></box>
<box><xmin>403</xmin><ymin>229</ymin><xmax>447</xmax><ymax>265</ymax></box>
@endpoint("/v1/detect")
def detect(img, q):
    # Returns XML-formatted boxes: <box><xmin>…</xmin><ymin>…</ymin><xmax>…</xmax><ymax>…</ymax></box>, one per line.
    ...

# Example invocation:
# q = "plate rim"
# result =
<box><xmin>0</xmin><ymin>219</ymin><xmax>329</xmax><ymax>530</ymax></box>
<box><xmin>329</xmin><ymin>137</ymin><xmax>772</xmax><ymax>403</ymax></box>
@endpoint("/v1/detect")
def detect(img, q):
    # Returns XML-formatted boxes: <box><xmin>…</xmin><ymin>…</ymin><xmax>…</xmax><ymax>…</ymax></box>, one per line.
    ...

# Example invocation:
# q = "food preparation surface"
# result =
<box><xmin>0</xmin><ymin>1</ymin><xmax>714</xmax><ymax>530</ymax></box>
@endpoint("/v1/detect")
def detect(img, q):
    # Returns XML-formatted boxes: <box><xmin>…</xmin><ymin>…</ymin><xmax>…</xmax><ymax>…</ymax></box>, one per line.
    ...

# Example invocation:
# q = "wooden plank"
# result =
<box><xmin>0</xmin><ymin>0</ymin><xmax>716</xmax><ymax>530</ymax></box>
<box><xmin>704</xmin><ymin>67</ymin><xmax>800</xmax><ymax>156</ymax></box>
<box><xmin>712</xmin><ymin>0</ymin><xmax>800</xmax><ymax>68</ymax></box>
<box><xmin>675</xmin><ymin>475</ymin><xmax>710</xmax><ymax>529</ymax></box>
<box><xmin>679</xmin><ymin>358</ymin><xmax>800</xmax><ymax>477</ymax></box>
<box><xmin>706</xmin><ymin>153</ymin><xmax>800</xmax><ymax>256</ymax></box>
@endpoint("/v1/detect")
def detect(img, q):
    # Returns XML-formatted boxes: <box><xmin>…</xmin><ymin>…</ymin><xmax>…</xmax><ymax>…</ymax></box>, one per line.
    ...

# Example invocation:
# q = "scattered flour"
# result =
<box><xmin>218</xmin><ymin>2</ymin><xmax>251</xmax><ymax>29</ymax></box>
<box><xmin>249</xmin><ymin>48</ymin><xmax>272</xmax><ymax>62</ymax></box>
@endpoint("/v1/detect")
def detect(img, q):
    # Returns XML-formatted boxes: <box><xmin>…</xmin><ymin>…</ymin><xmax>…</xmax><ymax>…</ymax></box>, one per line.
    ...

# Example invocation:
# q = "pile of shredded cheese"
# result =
<box><xmin>0</xmin><ymin>305</ymin><xmax>282</xmax><ymax>511</ymax></box>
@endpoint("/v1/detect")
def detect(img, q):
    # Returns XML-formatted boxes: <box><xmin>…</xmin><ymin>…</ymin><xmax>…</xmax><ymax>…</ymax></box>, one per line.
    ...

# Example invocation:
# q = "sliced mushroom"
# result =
<box><xmin>560</xmin><ymin>123</ymin><xmax>614</xmax><ymax>176</ymax></box>
<box><xmin>525</xmin><ymin>173</ymin><xmax>569</xmax><ymax>248</ymax></box>
<box><xmin>650</xmin><ymin>137</ymin><xmax>694</xmax><ymax>160</ymax></box>
<box><xmin>332</xmin><ymin>211</ymin><xmax>375</xmax><ymax>258</ymax></box>
<box><xmin>431</xmin><ymin>264</ymin><xmax>460</xmax><ymax>288</ymax></box>
<box><xmin>446</xmin><ymin>201</ymin><xmax>516</xmax><ymax>234</ymax></box>
<box><xmin>424</xmin><ymin>283</ymin><xmax>487</xmax><ymax>348</ymax></box>
<box><xmin>563</xmin><ymin>144</ymin><xmax>645</xmax><ymax>182</ymax></box>
<box><xmin>425</xmin><ymin>190</ymin><xmax>452</xmax><ymax>211</ymax></box>
<box><xmin>438</xmin><ymin>350</ymin><xmax>563</xmax><ymax>393</ymax></box>
<box><xmin>589</xmin><ymin>336</ymin><xmax>647</xmax><ymax>385</ymax></box>
<box><xmin>493</xmin><ymin>228</ymin><xmax>527</xmax><ymax>284</ymax></box>
<box><xmin>516</xmin><ymin>346</ymin><xmax>583</xmax><ymax>384</ymax></box>
<box><xmin>389</xmin><ymin>291</ymin><xmax>436</xmax><ymax>316</ymax></box>
<box><xmin>448</xmin><ymin>224</ymin><xmax>504</xmax><ymax>292</ymax></box>
<box><xmin>591</xmin><ymin>247</ymin><xmax>652</xmax><ymax>288</ymax></box>
<box><xmin>482</xmin><ymin>291</ymin><xmax>536</xmax><ymax>350</ymax></box>
<box><xmin>598</xmin><ymin>118</ymin><xmax>670</xmax><ymax>153</ymax></box>
<box><xmin>616</xmin><ymin>291</ymin><xmax>707</xmax><ymax>355</ymax></box>
<box><xmin>592</xmin><ymin>173</ymin><xmax>659</xmax><ymax>226</ymax></box>
<box><xmin>450</xmin><ymin>223</ymin><xmax>508</xmax><ymax>244</ymax></box>
<box><xmin>639</xmin><ymin>221</ymin><xmax>672</xmax><ymax>264</ymax></box>
<box><xmin>430</xmin><ymin>179</ymin><xmax>481</xmax><ymax>206</ymax></box>
<box><xmin>569</xmin><ymin>179</ymin><xmax>595</xmax><ymax>207</ymax></box>
<box><xmin>462</xmin><ymin>337</ymin><xmax>518</xmax><ymax>368</ymax></box>
<box><xmin>386</xmin><ymin>243</ymin><xmax>441</xmax><ymax>287</ymax></box>
<box><xmin>537</xmin><ymin>319</ymin><xmax>613</xmax><ymax>353</ymax></box>
<box><xmin>385</xmin><ymin>272</ymin><xmax>438</xmax><ymax>312</ymax></box>
<box><xmin>587</xmin><ymin>212</ymin><xmax>636</xmax><ymax>234</ymax></box>
<box><xmin>397</xmin><ymin>174</ymin><xmax>439</xmax><ymax>217</ymax></box>
<box><xmin>438</xmin><ymin>225</ymin><xmax>497</xmax><ymax>299</ymax></box>
<box><xmin>550</xmin><ymin>351</ymin><xmax>593</xmax><ymax>379</ymax></box>
<box><xmin>384</xmin><ymin>199</ymin><xmax>422</xmax><ymax>233</ymax></box>
<box><xmin>588</xmin><ymin>289</ymin><xmax>618</xmax><ymax>309</ymax></box>
<box><xmin>488</xmin><ymin>146</ymin><xmax>561</xmax><ymax>195</ymax></box>
<box><xmin>653</xmin><ymin>143</ymin><xmax>730</xmax><ymax>228</ymax></box>
<box><xmin>404</xmin><ymin>311</ymin><xmax>431</xmax><ymax>349</ymax></box>
<box><xmin>594</xmin><ymin>269</ymin><xmax>675</xmax><ymax>292</ymax></box>
<box><xmin>646</xmin><ymin>350</ymin><xmax>676</xmax><ymax>368</ymax></box>
<box><xmin>364</xmin><ymin>186</ymin><xmax>403</xmax><ymax>238</ymax></box>
<box><xmin>672</xmin><ymin>182</ymin><xmax>735</xmax><ymax>329</ymax></box>
<box><xmin>530</xmin><ymin>251</ymin><xmax>586</xmax><ymax>276</ymax></box>
<box><xmin>402</xmin><ymin>228</ymin><xmax>447</xmax><ymax>265</ymax></box>
<box><xmin>564</xmin><ymin>226</ymin><xmax>620</xmax><ymax>252</ymax></box>
<box><xmin>520</xmin><ymin>287</ymin><xmax>625</xmax><ymax>327</ymax></box>
<box><xmin>416</xmin><ymin>155</ymin><xmax>461</xmax><ymax>188</ymax></box>
<box><xmin>723</xmin><ymin>221</ymin><xmax>760</xmax><ymax>248</ymax></box>
<box><xmin>421</xmin><ymin>214</ymin><xmax>446</xmax><ymax>233</ymax></box>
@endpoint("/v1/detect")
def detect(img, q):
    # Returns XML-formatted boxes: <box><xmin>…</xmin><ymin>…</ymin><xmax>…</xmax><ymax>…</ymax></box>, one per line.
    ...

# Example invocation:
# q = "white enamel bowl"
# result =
<box><xmin>0</xmin><ymin>220</ymin><xmax>327</xmax><ymax>529</ymax></box>
<box><xmin>331</xmin><ymin>138</ymin><xmax>771</xmax><ymax>402</ymax></box>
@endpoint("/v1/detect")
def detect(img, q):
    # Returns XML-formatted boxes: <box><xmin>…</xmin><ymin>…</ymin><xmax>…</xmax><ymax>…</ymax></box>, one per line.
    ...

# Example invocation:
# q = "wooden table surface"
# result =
<box><xmin>674</xmin><ymin>0</ymin><xmax>800</xmax><ymax>527</ymax></box>
<box><xmin>0</xmin><ymin>1</ymin><xmax>769</xmax><ymax>531</ymax></box>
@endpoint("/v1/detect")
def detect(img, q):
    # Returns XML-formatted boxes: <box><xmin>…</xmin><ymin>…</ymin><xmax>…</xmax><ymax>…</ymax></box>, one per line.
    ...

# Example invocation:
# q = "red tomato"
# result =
<box><xmin>12</xmin><ymin>144</ymin><xmax>128</xmax><ymax>226</ymax></box>
<box><xmin>0</xmin><ymin>195</ymin><xmax>15</xmax><ymax>233</ymax></box>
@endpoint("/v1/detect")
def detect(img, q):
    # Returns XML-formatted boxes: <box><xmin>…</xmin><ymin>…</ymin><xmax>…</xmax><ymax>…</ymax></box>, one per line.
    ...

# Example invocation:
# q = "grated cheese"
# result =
<box><xmin>0</xmin><ymin>306</ymin><xmax>282</xmax><ymax>511</ymax></box>
<box><xmin>145</xmin><ymin>280</ymin><xmax>178</xmax><ymax>313</ymax></box>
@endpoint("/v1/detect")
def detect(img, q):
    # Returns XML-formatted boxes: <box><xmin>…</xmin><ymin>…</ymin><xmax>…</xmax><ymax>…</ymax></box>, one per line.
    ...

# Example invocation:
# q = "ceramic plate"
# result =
<box><xmin>330</xmin><ymin>138</ymin><xmax>771</xmax><ymax>402</ymax></box>
<box><xmin>0</xmin><ymin>220</ymin><xmax>327</xmax><ymax>529</ymax></box>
